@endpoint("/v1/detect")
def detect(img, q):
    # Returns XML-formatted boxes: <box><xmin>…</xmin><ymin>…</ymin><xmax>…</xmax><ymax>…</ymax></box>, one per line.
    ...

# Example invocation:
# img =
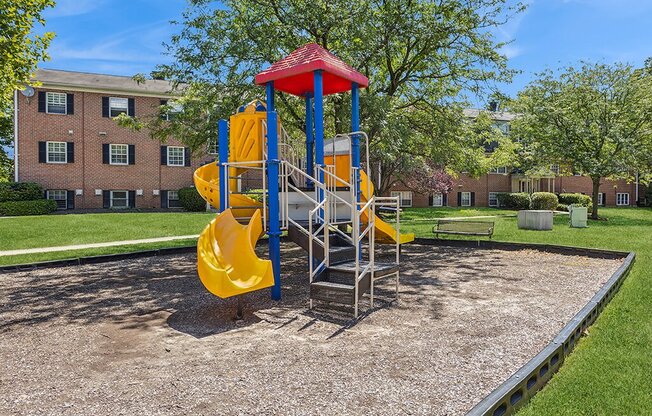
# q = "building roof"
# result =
<box><xmin>254</xmin><ymin>43</ymin><xmax>369</xmax><ymax>97</ymax></box>
<box><xmin>32</xmin><ymin>68</ymin><xmax>182</xmax><ymax>97</ymax></box>
<box><xmin>463</xmin><ymin>108</ymin><xmax>518</xmax><ymax>122</ymax></box>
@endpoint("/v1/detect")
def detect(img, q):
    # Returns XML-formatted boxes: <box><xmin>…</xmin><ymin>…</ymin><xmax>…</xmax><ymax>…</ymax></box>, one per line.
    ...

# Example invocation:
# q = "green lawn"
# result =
<box><xmin>400</xmin><ymin>207</ymin><xmax>651</xmax><ymax>415</ymax></box>
<box><xmin>0</xmin><ymin>212</ymin><xmax>214</xmax><ymax>251</ymax></box>
<box><xmin>398</xmin><ymin>206</ymin><xmax>515</xmax><ymax>221</ymax></box>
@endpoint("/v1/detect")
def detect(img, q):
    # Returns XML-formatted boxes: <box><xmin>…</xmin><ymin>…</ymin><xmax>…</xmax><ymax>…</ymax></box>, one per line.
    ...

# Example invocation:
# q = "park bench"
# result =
<box><xmin>432</xmin><ymin>219</ymin><xmax>494</xmax><ymax>240</ymax></box>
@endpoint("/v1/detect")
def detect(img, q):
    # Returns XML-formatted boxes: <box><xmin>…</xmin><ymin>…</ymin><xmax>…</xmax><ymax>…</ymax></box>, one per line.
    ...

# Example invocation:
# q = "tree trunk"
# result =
<box><xmin>591</xmin><ymin>176</ymin><xmax>601</xmax><ymax>220</ymax></box>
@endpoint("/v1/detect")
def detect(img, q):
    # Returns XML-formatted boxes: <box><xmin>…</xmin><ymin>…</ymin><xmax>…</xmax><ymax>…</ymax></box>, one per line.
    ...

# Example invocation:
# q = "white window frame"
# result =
<box><xmin>488</xmin><ymin>192</ymin><xmax>499</xmax><ymax>207</ymax></box>
<box><xmin>109</xmin><ymin>144</ymin><xmax>129</xmax><ymax>165</ymax></box>
<box><xmin>461</xmin><ymin>191</ymin><xmax>472</xmax><ymax>207</ymax></box>
<box><xmin>550</xmin><ymin>164</ymin><xmax>560</xmax><ymax>175</ymax></box>
<box><xmin>110</xmin><ymin>190</ymin><xmax>129</xmax><ymax>209</ymax></box>
<box><xmin>616</xmin><ymin>193</ymin><xmax>630</xmax><ymax>206</ymax></box>
<box><xmin>490</xmin><ymin>166</ymin><xmax>508</xmax><ymax>174</ymax></box>
<box><xmin>109</xmin><ymin>97</ymin><xmax>129</xmax><ymax>117</ymax></box>
<box><xmin>390</xmin><ymin>191</ymin><xmax>412</xmax><ymax>208</ymax></box>
<box><xmin>46</xmin><ymin>189</ymin><xmax>67</xmax><ymax>209</ymax></box>
<box><xmin>167</xmin><ymin>146</ymin><xmax>185</xmax><ymax>167</ymax></box>
<box><xmin>598</xmin><ymin>193</ymin><xmax>604</xmax><ymax>206</ymax></box>
<box><xmin>46</xmin><ymin>92</ymin><xmax>67</xmax><ymax>115</ymax></box>
<box><xmin>432</xmin><ymin>193</ymin><xmax>443</xmax><ymax>207</ymax></box>
<box><xmin>46</xmin><ymin>141</ymin><xmax>67</xmax><ymax>164</ymax></box>
<box><xmin>168</xmin><ymin>190</ymin><xmax>181</xmax><ymax>208</ymax></box>
<box><xmin>165</xmin><ymin>101</ymin><xmax>183</xmax><ymax>121</ymax></box>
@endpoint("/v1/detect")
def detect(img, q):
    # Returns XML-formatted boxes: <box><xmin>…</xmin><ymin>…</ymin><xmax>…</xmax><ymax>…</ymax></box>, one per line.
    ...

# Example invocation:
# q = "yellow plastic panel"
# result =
<box><xmin>193</xmin><ymin>162</ymin><xmax>262</xmax><ymax>218</ymax></box>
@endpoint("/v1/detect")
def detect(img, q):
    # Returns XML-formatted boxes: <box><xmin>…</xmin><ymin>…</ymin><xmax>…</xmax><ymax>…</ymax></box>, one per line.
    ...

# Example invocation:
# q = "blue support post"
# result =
<box><xmin>218</xmin><ymin>119</ymin><xmax>228</xmax><ymax>213</ymax></box>
<box><xmin>266</xmin><ymin>82</ymin><xmax>282</xmax><ymax>301</ymax></box>
<box><xmin>351</xmin><ymin>82</ymin><xmax>361</xmax><ymax>203</ymax></box>
<box><xmin>305</xmin><ymin>93</ymin><xmax>314</xmax><ymax>187</ymax></box>
<box><xmin>314</xmin><ymin>71</ymin><xmax>325</xmax><ymax>212</ymax></box>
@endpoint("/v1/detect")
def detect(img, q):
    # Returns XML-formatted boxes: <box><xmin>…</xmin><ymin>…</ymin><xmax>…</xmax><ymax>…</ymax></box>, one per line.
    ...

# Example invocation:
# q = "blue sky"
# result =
<box><xmin>36</xmin><ymin>0</ymin><xmax>652</xmax><ymax>100</ymax></box>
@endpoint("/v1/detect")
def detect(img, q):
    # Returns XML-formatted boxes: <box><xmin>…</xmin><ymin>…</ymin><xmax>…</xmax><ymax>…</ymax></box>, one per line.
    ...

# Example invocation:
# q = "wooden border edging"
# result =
<box><xmin>413</xmin><ymin>238</ymin><xmax>635</xmax><ymax>416</ymax></box>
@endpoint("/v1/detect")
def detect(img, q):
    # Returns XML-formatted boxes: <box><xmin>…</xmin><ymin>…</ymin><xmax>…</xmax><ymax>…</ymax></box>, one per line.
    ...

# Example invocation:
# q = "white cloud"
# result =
<box><xmin>44</xmin><ymin>0</ymin><xmax>106</xmax><ymax>18</ymax></box>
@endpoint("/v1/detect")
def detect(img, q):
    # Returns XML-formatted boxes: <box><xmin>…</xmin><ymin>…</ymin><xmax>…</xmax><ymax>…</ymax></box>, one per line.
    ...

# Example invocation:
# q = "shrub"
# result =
<box><xmin>496</xmin><ymin>192</ymin><xmax>531</xmax><ymax>210</ymax></box>
<box><xmin>178</xmin><ymin>187</ymin><xmax>206</xmax><ymax>212</ymax></box>
<box><xmin>558</xmin><ymin>193</ymin><xmax>592</xmax><ymax>207</ymax></box>
<box><xmin>0</xmin><ymin>182</ymin><xmax>44</xmax><ymax>202</ymax></box>
<box><xmin>530</xmin><ymin>192</ymin><xmax>559</xmax><ymax>210</ymax></box>
<box><xmin>556</xmin><ymin>203</ymin><xmax>569</xmax><ymax>212</ymax></box>
<box><xmin>0</xmin><ymin>199</ymin><xmax>57</xmax><ymax>216</ymax></box>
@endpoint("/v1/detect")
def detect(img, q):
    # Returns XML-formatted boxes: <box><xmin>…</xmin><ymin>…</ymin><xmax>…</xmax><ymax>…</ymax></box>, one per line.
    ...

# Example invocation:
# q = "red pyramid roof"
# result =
<box><xmin>254</xmin><ymin>43</ymin><xmax>369</xmax><ymax>97</ymax></box>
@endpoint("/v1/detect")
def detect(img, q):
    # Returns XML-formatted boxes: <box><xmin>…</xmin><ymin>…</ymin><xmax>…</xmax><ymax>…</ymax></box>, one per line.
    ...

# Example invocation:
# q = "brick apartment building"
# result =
<box><xmin>14</xmin><ymin>69</ymin><xmax>208</xmax><ymax>210</ymax></box>
<box><xmin>386</xmin><ymin>109</ymin><xmax>645</xmax><ymax>208</ymax></box>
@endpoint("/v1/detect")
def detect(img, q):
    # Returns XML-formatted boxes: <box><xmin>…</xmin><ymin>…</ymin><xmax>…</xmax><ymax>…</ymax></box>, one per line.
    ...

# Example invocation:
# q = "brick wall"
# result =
<box><xmin>17</xmin><ymin>89</ymin><xmax>209</xmax><ymax>209</ymax></box>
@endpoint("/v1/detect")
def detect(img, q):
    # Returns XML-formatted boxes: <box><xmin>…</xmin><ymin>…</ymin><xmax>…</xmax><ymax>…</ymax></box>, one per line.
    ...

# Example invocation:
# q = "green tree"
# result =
<box><xmin>125</xmin><ymin>0</ymin><xmax>524</xmax><ymax>194</ymax></box>
<box><xmin>0</xmin><ymin>0</ymin><xmax>55</xmax><ymax>181</ymax></box>
<box><xmin>509</xmin><ymin>62</ymin><xmax>652</xmax><ymax>219</ymax></box>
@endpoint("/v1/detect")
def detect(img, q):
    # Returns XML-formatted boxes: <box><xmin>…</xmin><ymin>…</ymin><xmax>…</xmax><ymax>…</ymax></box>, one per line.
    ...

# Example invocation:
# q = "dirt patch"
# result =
<box><xmin>0</xmin><ymin>243</ymin><xmax>622</xmax><ymax>415</ymax></box>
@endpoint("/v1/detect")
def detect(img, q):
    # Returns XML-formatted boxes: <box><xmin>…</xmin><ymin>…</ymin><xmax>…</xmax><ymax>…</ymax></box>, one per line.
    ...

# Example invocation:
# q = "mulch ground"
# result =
<box><xmin>0</xmin><ymin>243</ymin><xmax>622</xmax><ymax>415</ymax></box>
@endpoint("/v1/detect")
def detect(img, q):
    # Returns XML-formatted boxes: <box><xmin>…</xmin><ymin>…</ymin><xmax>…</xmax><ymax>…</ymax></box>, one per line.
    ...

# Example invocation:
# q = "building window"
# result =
<box><xmin>167</xmin><ymin>146</ymin><xmax>185</xmax><ymax>166</ymax></box>
<box><xmin>168</xmin><ymin>190</ymin><xmax>181</xmax><ymax>208</ymax></box>
<box><xmin>550</xmin><ymin>164</ymin><xmax>560</xmax><ymax>174</ymax></box>
<box><xmin>46</xmin><ymin>92</ymin><xmax>67</xmax><ymax>114</ymax></box>
<box><xmin>109</xmin><ymin>97</ymin><xmax>129</xmax><ymax>117</ymax></box>
<box><xmin>110</xmin><ymin>190</ymin><xmax>129</xmax><ymax>208</ymax></box>
<box><xmin>110</xmin><ymin>144</ymin><xmax>128</xmax><ymax>165</ymax></box>
<box><xmin>432</xmin><ymin>193</ymin><xmax>443</xmax><ymax>207</ymax></box>
<box><xmin>390</xmin><ymin>191</ymin><xmax>412</xmax><ymax>207</ymax></box>
<box><xmin>488</xmin><ymin>192</ymin><xmax>498</xmax><ymax>207</ymax></box>
<box><xmin>598</xmin><ymin>193</ymin><xmax>604</xmax><ymax>206</ymax></box>
<box><xmin>47</xmin><ymin>141</ymin><xmax>67</xmax><ymax>163</ymax></box>
<box><xmin>165</xmin><ymin>101</ymin><xmax>183</xmax><ymax>121</ymax></box>
<box><xmin>616</xmin><ymin>193</ymin><xmax>630</xmax><ymax>206</ymax></box>
<box><xmin>461</xmin><ymin>192</ymin><xmax>472</xmax><ymax>207</ymax></box>
<box><xmin>490</xmin><ymin>166</ymin><xmax>508</xmax><ymax>174</ymax></box>
<box><xmin>496</xmin><ymin>122</ymin><xmax>510</xmax><ymax>135</ymax></box>
<box><xmin>46</xmin><ymin>189</ymin><xmax>67</xmax><ymax>209</ymax></box>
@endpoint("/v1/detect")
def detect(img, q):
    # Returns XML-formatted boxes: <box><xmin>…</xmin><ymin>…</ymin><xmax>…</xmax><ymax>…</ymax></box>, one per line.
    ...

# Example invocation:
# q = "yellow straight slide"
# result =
<box><xmin>197</xmin><ymin>209</ymin><xmax>273</xmax><ymax>298</ymax></box>
<box><xmin>324</xmin><ymin>154</ymin><xmax>414</xmax><ymax>244</ymax></box>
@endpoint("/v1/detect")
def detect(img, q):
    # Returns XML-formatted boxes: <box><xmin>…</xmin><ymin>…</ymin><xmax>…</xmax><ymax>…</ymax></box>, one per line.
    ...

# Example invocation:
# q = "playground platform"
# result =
<box><xmin>0</xmin><ymin>243</ymin><xmax>622</xmax><ymax>415</ymax></box>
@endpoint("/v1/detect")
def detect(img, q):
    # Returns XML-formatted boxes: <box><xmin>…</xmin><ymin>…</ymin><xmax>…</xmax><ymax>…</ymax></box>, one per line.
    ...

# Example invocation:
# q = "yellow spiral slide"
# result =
<box><xmin>194</xmin><ymin>162</ymin><xmax>273</xmax><ymax>298</ymax></box>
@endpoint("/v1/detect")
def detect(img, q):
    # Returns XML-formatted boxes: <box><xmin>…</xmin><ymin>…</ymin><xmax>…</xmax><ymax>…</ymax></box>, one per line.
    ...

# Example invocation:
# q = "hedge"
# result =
<box><xmin>0</xmin><ymin>182</ymin><xmax>44</xmax><ymax>202</ymax></box>
<box><xmin>558</xmin><ymin>193</ymin><xmax>592</xmax><ymax>211</ymax></box>
<box><xmin>530</xmin><ymin>192</ymin><xmax>559</xmax><ymax>210</ymax></box>
<box><xmin>496</xmin><ymin>192</ymin><xmax>531</xmax><ymax>210</ymax></box>
<box><xmin>0</xmin><ymin>199</ymin><xmax>57</xmax><ymax>216</ymax></box>
<box><xmin>178</xmin><ymin>187</ymin><xmax>206</xmax><ymax>212</ymax></box>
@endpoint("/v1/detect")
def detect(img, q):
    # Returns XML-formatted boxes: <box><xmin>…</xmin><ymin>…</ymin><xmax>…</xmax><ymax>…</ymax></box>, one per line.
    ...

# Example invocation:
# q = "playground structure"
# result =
<box><xmin>193</xmin><ymin>44</ymin><xmax>414</xmax><ymax>317</ymax></box>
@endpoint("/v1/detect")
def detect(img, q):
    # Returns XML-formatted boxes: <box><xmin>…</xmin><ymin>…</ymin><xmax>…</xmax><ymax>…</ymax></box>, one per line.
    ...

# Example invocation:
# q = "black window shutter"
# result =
<box><xmin>128</xmin><ymin>98</ymin><xmax>135</xmax><ymax>116</ymax></box>
<box><xmin>128</xmin><ymin>145</ymin><xmax>135</xmax><ymax>165</ymax></box>
<box><xmin>443</xmin><ymin>193</ymin><xmax>448</xmax><ymax>206</ymax></box>
<box><xmin>161</xmin><ymin>146</ymin><xmax>167</xmax><ymax>165</ymax></box>
<box><xmin>102</xmin><ymin>97</ymin><xmax>109</xmax><ymax>117</ymax></box>
<box><xmin>103</xmin><ymin>191</ymin><xmax>110</xmax><ymax>208</ymax></box>
<box><xmin>160</xmin><ymin>99</ymin><xmax>168</xmax><ymax>120</ymax></box>
<box><xmin>184</xmin><ymin>147</ymin><xmax>191</xmax><ymax>167</ymax></box>
<box><xmin>471</xmin><ymin>192</ymin><xmax>476</xmax><ymax>206</ymax></box>
<box><xmin>66</xmin><ymin>190</ymin><xmax>75</xmax><ymax>210</ymax></box>
<box><xmin>66</xmin><ymin>94</ymin><xmax>74</xmax><ymax>114</ymax></box>
<box><xmin>128</xmin><ymin>191</ymin><xmax>136</xmax><ymax>208</ymax></box>
<box><xmin>38</xmin><ymin>141</ymin><xmax>47</xmax><ymax>163</ymax></box>
<box><xmin>428</xmin><ymin>194</ymin><xmax>433</xmax><ymax>206</ymax></box>
<box><xmin>102</xmin><ymin>144</ymin><xmax>110</xmax><ymax>164</ymax></box>
<box><xmin>66</xmin><ymin>142</ymin><xmax>74</xmax><ymax>163</ymax></box>
<box><xmin>38</xmin><ymin>91</ymin><xmax>46</xmax><ymax>112</ymax></box>
<box><xmin>457</xmin><ymin>192</ymin><xmax>462</xmax><ymax>206</ymax></box>
<box><xmin>161</xmin><ymin>190</ymin><xmax>168</xmax><ymax>208</ymax></box>
<box><xmin>602</xmin><ymin>193</ymin><xmax>606</xmax><ymax>206</ymax></box>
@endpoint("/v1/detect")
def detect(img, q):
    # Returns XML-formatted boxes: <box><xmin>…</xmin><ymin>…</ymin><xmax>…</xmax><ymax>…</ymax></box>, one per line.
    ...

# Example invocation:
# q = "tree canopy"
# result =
<box><xmin>509</xmin><ymin>61</ymin><xmax>652</xmax><ymax>218</ymax></box>
<box><xmin>131</xmin><ymin>0</ymin><xmax>525</xmax><ymax>194</ymax></box>
<box><xmin>0</xmin><ymin>0</ymin><xmax>55</xmax><ymax>181</ymax></box>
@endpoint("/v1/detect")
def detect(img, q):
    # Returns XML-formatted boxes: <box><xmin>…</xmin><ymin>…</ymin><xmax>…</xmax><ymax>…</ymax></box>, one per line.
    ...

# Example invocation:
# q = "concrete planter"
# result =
<box><xmin>517</xmin><ymin>210</ymin><xmax>553</xmax><ymax>231</ymax></box>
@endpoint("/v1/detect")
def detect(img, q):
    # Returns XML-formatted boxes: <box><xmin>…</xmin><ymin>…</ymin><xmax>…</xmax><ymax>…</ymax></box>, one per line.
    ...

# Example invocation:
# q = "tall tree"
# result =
<box><xmin>127</xmin><ymin>0</ymin><xmax>525</xmax><ymax>194</ymax></box>
<box><xmin>509</xmin><ymin>62</ymin><xmax>652</xmax><ymax>219</ymax></box>
<box><xmin>0</xmin><ymin>0</ymin><xmax>55</xmax><ymax>181</ymax></box>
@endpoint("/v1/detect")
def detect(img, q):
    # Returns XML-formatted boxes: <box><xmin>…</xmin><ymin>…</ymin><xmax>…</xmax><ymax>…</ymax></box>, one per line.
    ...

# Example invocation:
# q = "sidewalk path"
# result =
<box><xmin>0</xmin><ymin>235</ymin><xmax>199</xmax><ymax>257</ymax></box>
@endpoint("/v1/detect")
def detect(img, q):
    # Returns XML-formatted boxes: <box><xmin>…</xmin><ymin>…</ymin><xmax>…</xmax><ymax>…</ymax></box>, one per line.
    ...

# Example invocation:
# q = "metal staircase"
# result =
<box><xmin>221</xmin><ymin>128</ymin><xmax>400</xmax><ymax>318</ymax></box>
